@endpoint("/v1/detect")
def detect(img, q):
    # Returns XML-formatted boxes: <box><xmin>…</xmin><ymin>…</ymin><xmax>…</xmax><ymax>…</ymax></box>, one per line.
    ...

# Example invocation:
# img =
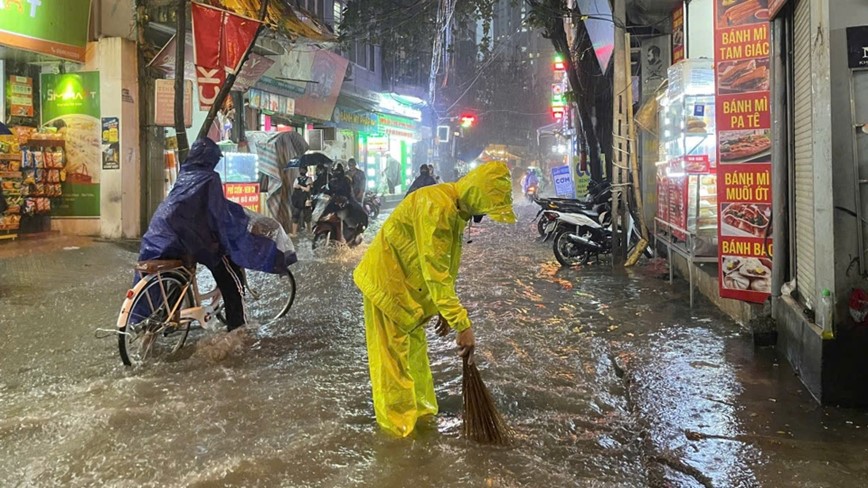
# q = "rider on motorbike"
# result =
<box><xmin>522</xmin><ymin>168</ymin><xmax>539</xmax><ymax>197</ymax></box>
<box><xmin>322</xmin><ymin>163</ymin><xmax>368</xmax><ymax>243</ymax></box>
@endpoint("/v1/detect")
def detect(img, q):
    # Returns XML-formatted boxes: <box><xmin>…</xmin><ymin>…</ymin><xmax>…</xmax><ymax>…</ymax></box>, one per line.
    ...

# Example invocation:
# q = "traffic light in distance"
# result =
<box><xmin>553</xmin><ymin>54</ymin><xmax>566</xmax><ymax>71</ymax></box>
<box><xmin>460</xmin><ymin>114</ymin><xmax>476</xmax><ymax>128</ymax></box>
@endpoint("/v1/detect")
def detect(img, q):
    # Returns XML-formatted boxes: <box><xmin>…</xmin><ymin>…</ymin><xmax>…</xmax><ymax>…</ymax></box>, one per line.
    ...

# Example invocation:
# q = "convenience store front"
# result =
<box><xmin>0</xmin><ymin>1</ymin><xmax>141</xmax><ymax>240</ymax></box>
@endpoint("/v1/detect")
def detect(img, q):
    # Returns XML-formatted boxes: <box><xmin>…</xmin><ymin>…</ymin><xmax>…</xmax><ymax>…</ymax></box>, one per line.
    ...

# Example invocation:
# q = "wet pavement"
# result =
<box><xmin>2</xmin><ymin>203</ymin><xmax>868</xmax><ymax>487</ymax></box>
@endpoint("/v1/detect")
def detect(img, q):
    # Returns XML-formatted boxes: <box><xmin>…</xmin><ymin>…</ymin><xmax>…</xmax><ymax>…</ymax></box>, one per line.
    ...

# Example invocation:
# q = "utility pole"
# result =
<box><xmin>610</xmin><ymin>0</ymin><xmax>628</xmax><ymax>266</ymax></box>
<box><xmin>174</xmin><ymin>0</ymin><xmax>190</xmax><ymax>162</ymax></box>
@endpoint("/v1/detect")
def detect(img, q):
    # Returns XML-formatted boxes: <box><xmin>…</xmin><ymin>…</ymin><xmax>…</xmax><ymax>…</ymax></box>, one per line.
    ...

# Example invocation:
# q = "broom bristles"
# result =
<box><xmin>462</xmin><ymin>356</ymin><xmax>511</xmax><ymax>444</ymax></box>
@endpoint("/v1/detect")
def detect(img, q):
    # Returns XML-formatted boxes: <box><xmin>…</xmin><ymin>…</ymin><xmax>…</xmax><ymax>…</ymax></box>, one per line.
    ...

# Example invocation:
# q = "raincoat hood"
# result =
<box><xmin>183</xmin><ymin>138</ymin><xmax>223</xmax><ymax>171</ymax></box>
<box><xmin>455</xmin><ymin>162</ymin><xmax>516</xmax><ymax>223</ymax></box>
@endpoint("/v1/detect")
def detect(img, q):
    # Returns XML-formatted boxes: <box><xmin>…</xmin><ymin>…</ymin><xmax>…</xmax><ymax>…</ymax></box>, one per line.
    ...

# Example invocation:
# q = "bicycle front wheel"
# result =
<box><xmin>243</xmin><ymin>268</ymin><xmax>296</xmax><ymax>325</ymax></box>
<box><xmin>119</xmin><ymin>273</ymin><xmax>192</xmax><ymax>366</ymax></box>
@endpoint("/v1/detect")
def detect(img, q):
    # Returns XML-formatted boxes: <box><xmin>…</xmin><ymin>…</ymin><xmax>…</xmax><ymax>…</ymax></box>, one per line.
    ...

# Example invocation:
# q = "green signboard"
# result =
<box><xmin>41</xmin><ymin>72</ymin><xmax>101</xmax><ymax>217</ymax></box>
<box><xmin>41</xmin><ymin>72</ymin><xmax>101</xmax><ymax>124</ymax></box>
<box><xmin>0</xmin><ymin>0</ymin><xmax>92</xmax><ymax>62</ymax></box>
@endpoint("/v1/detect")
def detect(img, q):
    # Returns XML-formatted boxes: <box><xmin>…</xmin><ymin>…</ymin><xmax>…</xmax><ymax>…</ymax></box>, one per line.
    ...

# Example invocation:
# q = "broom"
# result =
<box><xmin>462</xmin><ymin>354</ymin><xmax>511</xmax><ymax>444</ymax></box>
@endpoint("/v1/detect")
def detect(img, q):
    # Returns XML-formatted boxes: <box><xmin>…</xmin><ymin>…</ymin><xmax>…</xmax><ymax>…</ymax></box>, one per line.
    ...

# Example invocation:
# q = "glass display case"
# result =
<box><xmin>656</xmin><ymin>59</ymin><xmax>717</xmax><ymax>252</ymax></box>
<box><xmin>653</xmin><ymin>59</ymin><xmax>718</xmax><ymax>307</ymax></box>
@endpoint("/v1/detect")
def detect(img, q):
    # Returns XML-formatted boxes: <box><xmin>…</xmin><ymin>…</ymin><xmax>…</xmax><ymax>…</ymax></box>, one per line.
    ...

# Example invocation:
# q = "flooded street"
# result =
<box><xmin>2</xmin><ymin>203</ymin><xmax>868</xmax><ymax>487</ymax></box>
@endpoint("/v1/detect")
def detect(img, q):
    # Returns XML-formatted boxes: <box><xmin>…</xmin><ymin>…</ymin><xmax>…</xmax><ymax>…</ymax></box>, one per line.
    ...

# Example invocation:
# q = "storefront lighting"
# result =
<box><xmin>553</xmin><ymin>54</ymin><xmax>566</xmax><ymax>71</ymax></box>
<box><xmin>367</xmin><ymin>180</ymin><xmax>375</xmax><ymax>189</ymax></box>
<box><xmin>367</xmin><ymin>168</ymin><xmax>376</xmax><ymax>177</ymax></box>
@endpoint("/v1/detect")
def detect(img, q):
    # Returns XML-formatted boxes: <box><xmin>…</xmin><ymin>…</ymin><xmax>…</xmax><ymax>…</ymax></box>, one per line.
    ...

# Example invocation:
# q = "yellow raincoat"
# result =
<box><xmin>353</xmin><ymin>162</ymin><xmax>515</xmax><ymax>437</ymax></box>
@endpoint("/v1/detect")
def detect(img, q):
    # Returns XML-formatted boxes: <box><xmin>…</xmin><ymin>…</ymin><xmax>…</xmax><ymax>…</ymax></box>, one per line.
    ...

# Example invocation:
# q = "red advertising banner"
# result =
<box><xmin>715</xmin><ymin>0</ymin><xmax>772</xmax><ymax>303</ymax></box>
<box><xmin>191</xmin><ymin>2</ymin><xmax>262</xmax><ymax>110</ymax></box>
<box><xmin>224</xmin><ymin>183</ymin><xmax>260</xmax><ymax>212</ymax></box>
<box><xmin>221</xmin><ymin>9</ymin><xmax>261</xmax><ymax>74</ymax></box>
<box><xmin>672</xmin><ymin>5</ymin><xmax>685</xmax><ymax>64</ymax></box>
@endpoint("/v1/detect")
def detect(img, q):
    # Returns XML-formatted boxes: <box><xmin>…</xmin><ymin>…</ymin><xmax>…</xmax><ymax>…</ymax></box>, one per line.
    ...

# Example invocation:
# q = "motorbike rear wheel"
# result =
<box><xmin>553</xmin><ymin>230</ymin><xmax>592</xmax><ymax>267</ymax></box>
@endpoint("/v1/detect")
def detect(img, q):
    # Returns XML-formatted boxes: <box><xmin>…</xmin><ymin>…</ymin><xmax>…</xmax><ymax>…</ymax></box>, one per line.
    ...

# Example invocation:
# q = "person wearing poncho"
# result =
<box><xmin>353</xmin><ymin>162</ymin><xmax>515</xmax><ymax>437</ymax></box>
<box><xmin>138</xmin><ymin>138</ymin><xmax>296</xmax><ymax>331</ymax></box>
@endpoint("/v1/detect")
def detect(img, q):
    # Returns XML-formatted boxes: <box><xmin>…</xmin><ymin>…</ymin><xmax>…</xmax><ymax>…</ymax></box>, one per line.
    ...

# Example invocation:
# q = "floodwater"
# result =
<box><xmin>2</xmin><ymin>203</ymin><xmax>868</xmax><ymax>487</ymax></box>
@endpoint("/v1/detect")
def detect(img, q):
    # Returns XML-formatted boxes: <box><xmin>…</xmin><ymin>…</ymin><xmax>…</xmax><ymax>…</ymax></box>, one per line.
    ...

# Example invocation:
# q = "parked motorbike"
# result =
<box><xmin>533</xmin><ymin>181</ymin><xmax>612</xmax><ymax>236</ymax></box>
<box><xmin>363</xmin><ymin>191</ymin><xmax>382</xmax><ymax>219</ymax></box>
<box><xmin>311</xmin><ymin>194</ymin><xmax>368</xmax><ymax>249</ymax></box>
<box><xmin>548</xmin><ymin>206</ymin><xmax>648</xmax><ymax>267</ymax></box>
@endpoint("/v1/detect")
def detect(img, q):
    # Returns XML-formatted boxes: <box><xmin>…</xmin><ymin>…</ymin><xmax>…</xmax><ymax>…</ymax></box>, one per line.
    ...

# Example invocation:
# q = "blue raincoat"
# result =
<box><xmin>138</xmin><ymin>139</ymin><xmax>296</xmax><ymax>274</ymax></box>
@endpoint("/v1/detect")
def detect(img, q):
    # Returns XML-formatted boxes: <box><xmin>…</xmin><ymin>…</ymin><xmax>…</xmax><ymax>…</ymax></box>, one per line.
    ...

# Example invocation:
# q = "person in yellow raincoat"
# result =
<box><xmin>353</xmin><ymin>162</ymin><xmax>516</xmax><ymax>437</ymax></box>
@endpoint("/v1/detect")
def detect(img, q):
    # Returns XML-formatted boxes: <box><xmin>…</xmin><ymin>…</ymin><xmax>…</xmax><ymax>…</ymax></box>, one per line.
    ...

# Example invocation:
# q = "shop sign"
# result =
<box><xmin>378</xmin><ymin>113</ymin><xmax>417</xmax><ymax>139</ymax></box>
<box><xmin>379</xmin><ymin>113</ymin><xmax>416</xmax><ymax>131</ymax></box>
<box><xmin>847</xmin><ymin>26</ymin><xmax>868</xmax><ymax>69</ymax></box>
<box><xmin>551</xmin><ymin>165</ymin><xmax>575</xmax><ymax>198</ymax></box>
<box><xmin>0</xmin><ymin>0</ymin><xmax>91</xmax><ymax>62</ymax></box>
<box><xmin>367</xmin><ymin>136</ymin><xmax>389</xmax><ymax>153</ymax></box>
<box><xmin>714</xmin><ymin>0</ymin><xmax>773</xmax><ymax>303</ymax></box>
<box><xmin>768</xmin><ymin>0</ymin><xmax>788</xmax><ymax>19</ymax></box>
<box><xmin>8</xmin><ymin>75</ymin><xmax>33</xmax><ymax>117</ymax></box>
<box><xmin>233</xmin><ymin>54</ymin><xmax>274</xmax><ymax>91</ymax></box>
<box><xmin>41</xmin><ymin>71</ymin><xmax>101</xmax><ymax>217</ymax></box>
<box><xmin>41</xmin><ymin>72</ymin><xmax>100</xmax><ymax>123</ymax></box>
<box><xmin>294</xmin><ymin>50</ymin><xmax>348</xmax><ymax>121</ymax></box>
<box><xmin>248</xmin><ymin>88</ymin><xmax>295</xmax><ymax>116</ymax></box>
<box><xmin>669</xmin><ymin>176</ymin><xmax>689</xmax><ymax>241</ymax></box>
<box><xmin>672</xmin><ymin>4</ymin><xmax>685</xmax><ymax>64</ymax></box>
<box><xmin>224</xmin><ymin>183</ymin><xmax>260</xmax><ymax>212</ymax></box>
<box><xmin>684</xmin><ymin>155</ymin><xmax>710</xmax><ymax>174</ymax></box>
<box><xmin>333</xmin><ymin>107</ymin><xmax>379</xmax><ymax>133</ymax></box>
<box><xmin>101</xmin><ymin>117</ymin><xmax>119</xmax><ymax>170</ymax></box>
<box><xmin>154</xmin><ymin>79</ymin><xmax>193</xmax><ymax>127</ymax></box>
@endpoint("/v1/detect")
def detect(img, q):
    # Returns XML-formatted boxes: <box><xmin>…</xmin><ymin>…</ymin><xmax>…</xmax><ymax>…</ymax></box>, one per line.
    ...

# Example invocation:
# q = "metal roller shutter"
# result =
<box><xmin>793</xmin><ymin>0</ymin><xmax>815</xmax><ymax>307</ymax></box>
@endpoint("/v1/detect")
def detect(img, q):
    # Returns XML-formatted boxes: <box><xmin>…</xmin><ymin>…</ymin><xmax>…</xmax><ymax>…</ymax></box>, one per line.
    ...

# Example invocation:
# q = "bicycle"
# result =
<box><xmin>116</xmin><ymin>259</ymin><xmax>296</xmax><ymax>366</ymax></box>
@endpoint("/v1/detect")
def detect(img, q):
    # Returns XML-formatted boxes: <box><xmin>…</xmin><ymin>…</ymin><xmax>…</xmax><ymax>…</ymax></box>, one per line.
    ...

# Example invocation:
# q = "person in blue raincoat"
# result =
<box><xmin>138</xmin><ymin>138</ymin><xmax>296</xmax><ymax>331</ymax></box>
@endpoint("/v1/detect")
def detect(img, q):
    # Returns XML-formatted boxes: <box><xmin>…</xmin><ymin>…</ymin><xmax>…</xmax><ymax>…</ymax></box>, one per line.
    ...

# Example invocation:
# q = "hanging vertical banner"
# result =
<box><xmin>715</xmin><ymin>0</ymin><xmax>773</xmax><ymax>303</ymax></box>
<box><xmin>672</xmin><ymin>4</ymin><xmax>685</xmax><ymax>64</ymax></box>
<box><xmin>191</xmin><ymin>2</ymin><xmax>261</xmax><ymax>110</ymax></box>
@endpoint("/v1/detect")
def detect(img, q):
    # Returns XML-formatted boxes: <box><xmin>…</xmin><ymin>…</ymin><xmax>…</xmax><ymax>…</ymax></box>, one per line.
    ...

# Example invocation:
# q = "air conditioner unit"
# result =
<box><xmin>321</xmin><ymin>127</ymin><xmax>337</xmax><ymax>142</ymax></box>
<box><xmin>307</xmin><ymin>129</ymin><xmax>324</xmax><ymax>151</ymax></box>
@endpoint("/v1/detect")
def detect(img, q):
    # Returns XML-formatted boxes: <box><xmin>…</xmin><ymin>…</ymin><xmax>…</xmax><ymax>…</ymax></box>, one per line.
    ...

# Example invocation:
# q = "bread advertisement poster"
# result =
<box><xmin>714</xmin><ymin>0</ymin><xmax>772</xmax><ymax>303</ymax></box>
<box><xmin>40</xmin><ymin>72</ymin><xmax>101</xmax><ymax>217</ymax></box>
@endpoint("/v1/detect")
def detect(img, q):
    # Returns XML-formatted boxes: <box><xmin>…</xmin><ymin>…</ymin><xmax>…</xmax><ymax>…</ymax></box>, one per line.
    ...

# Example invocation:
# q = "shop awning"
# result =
<box><xmin>201</xmin><ymin>0</ymin><xmax>335</xmax><ymax>43</ymax></box>
<box><xmin>336</xmin><ymin>94</ymin><xmax>379</xmax><ymax>113</ymax></box>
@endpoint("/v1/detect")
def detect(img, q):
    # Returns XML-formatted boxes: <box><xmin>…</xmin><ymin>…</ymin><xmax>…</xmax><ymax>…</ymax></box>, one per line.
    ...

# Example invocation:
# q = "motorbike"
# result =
<box><xmin>532</xmin><ymin>181</ymin><xmax>612</xmax><ymax>236</ymax></box>
<box><xmin>524</xmin><ymin>183</ymin><xmax>538</xmax><ymax>202</ymax></box>
<box><xmin>363</xmin><ymin>191</ymin><xmax>382</xmax><ymax>219</ymax></box>
<box><xmin>546</xmin><ymin>205</ymin><xmax>648</xmax><ymax>267</ymax></box>
<box><xmin>311</xmin><ymin>194</ymin><xmax>368</xmax><ymax>249</ymax></box>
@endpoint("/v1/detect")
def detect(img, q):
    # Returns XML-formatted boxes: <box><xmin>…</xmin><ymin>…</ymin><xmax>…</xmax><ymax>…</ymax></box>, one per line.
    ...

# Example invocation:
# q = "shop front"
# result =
<box><xmin>644</xmin><ymin>0</ymin><xmax>774</xmax><ymax>313</ymax></box>
<box><xmin>0</xmin><ymin>1</ymin><xmax>140</xmax><ymax>240</ymax></box>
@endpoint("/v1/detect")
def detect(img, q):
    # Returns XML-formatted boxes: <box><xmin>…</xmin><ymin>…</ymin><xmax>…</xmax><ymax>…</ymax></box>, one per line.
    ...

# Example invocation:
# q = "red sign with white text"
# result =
<box><xmin>224</xmin><ymin>183</ymin><xmax>260</xmax><ymax>212</ymax></box>
<box><xmin>191</xmin><ymin>2</ymin><xmax>261</xmax><ymax>110</ymax></box>
<box><xmin>715</xmin><ymin>0</ymin><xmax>773</xmax><ymax>303</ymax></box>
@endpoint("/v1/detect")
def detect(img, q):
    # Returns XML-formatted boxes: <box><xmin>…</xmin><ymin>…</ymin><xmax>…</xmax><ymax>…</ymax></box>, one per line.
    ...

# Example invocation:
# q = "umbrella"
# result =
<box><xmin>287</xmin><ymin>152</ymin><xmax>333</xmax><ymax>169</ymax></box>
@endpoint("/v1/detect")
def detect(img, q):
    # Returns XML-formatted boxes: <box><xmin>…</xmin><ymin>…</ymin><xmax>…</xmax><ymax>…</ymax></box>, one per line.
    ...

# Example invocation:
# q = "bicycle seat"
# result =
<box><xmin>136</xmin><ymin>259</ymin><xmax>186</xmax><ymax>274</ymax></box>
